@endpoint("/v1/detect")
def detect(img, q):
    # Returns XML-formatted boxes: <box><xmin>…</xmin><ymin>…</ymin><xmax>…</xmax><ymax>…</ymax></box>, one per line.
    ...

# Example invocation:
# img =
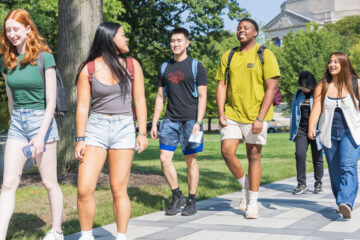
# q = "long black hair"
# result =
<box><xmin>75</xmin><ymin>22</ymin><xmax>130</xmax><ymax>94</ymax></box>
<box><xmin>298</xmin><ymin>71</ymin><xmax>317</xmax><ymax>91</ymax></box>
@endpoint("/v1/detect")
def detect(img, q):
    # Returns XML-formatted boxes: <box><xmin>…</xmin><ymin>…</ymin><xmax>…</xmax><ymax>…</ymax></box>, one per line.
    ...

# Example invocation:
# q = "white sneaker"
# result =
<box><xmin>43</xmin><ymin>230</ymin><xmax>64</xmax><ymax>240</ymax></box>
<box><xmin>239</xmin><ymin>189</ymin><xmax>249</xmax><ymax>212</ymax></box>
<box><xmin>245</xmin><ymin>203</ymin><xmax>259</xmax><ymax>219</ymax></box>
<box><xmin>79</xmin><ymin>236</ymin><xmax>95</xmax><ymax>240</ymax></box>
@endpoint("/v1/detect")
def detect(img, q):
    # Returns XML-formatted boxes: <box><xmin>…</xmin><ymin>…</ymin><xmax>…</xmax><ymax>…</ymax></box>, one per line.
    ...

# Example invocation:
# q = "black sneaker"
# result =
<box><xmin>293</xmin><ymin>184</ymin><xmax>308</xmax><ymax>195</ymax></box>
<box><xmin>165</xmin><ymin>194</ymin><xmax>185</xmax><ymax>215</ymax></box>
<box><xmin>181</xmin><ymin>198</ymin><xmax>197</xmax><ymax>216</ymax></box>
<box><xmin>314</xmin><ymin>182</ymin><xmax>323</xmax><ymax>194</ymax></box>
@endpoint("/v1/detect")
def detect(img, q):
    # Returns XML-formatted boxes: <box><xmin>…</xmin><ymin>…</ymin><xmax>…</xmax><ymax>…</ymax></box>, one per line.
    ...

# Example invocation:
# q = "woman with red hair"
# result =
<box><xmin>0</xmin><ymin>9</ymin><xmax>63</xmax><ymax>239</ymax></box>
<box><xmin>309</xmin><ymin>52</ymin><xmax>360</xmax><ymax>219</ymax></box>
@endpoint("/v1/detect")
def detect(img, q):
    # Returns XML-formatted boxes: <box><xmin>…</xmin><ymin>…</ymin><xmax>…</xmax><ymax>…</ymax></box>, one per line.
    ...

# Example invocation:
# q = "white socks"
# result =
<box><xmin>249</xmin><ymin>190</ymin><xmax>258</xmax><ymax>205</ymax></box>
<box><xmin>81</xmin><ymin>230</ymin><xmax>93</xmax><ymax>238</ymax></box>
<box><xmin>237</xmin><ymin>175</ymin><xmax>249</xmax><ymax>190</ymax></box>
<box><xmin>116</xmin><ymin>232</ymin><xmax>127</xmax><ymax>240</ymax></box>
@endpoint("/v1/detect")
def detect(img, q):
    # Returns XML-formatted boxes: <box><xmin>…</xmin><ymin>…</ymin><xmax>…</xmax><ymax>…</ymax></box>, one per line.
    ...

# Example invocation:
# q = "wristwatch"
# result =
<box><xmin>76</xmin><ymin>136</ymin><xmax>85</xmax><ymax>142</ymax></box>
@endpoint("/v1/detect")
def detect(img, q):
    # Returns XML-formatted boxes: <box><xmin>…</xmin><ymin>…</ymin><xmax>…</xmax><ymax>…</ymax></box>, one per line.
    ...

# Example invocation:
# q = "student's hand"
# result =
<box><xmin>150</xmin><ymin>125</ymin><xmax>158</xmax><ymax>139</ymax></box>
<box><xmin>75</xmin><ymin>141</ymin><xmax>85</xmax><ymax>160</ymax></box>
<box><xmin>308</xmin><ymin>129</ymin><xmax>316</xmax><ymax>140</ymax></box>
<box><xmin>252</xmin><ymin>119</ymin><xmax>263</xmax><ymax>134</ymax></box>
<box><xmin>136</xmin><ymin>135</ymin><xmax>148</xmax><ymax>154</ymax></box>
<box><xmin>219</xmin><ymin>114</ymin><xmax>228</xmax><ymax>127</ymax></box>
<box><xmin>30</xmin><ymin>134</ymin><xmax>45</xmax><ymax>158</ymax></box>
<box><xmin>192</xmin><ymin>123</ymin><xmax>201</xmax><ymax>135</ymax></box>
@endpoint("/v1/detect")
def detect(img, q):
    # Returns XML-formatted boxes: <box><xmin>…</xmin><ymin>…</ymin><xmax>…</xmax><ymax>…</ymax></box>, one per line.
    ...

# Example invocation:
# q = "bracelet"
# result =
<box><xmin>195</xmin><ymin>121</ymin><xmax>202</xmax><ymax>125</ymax></box>
<box><xmin>76</xmin><ymin>136</ymin><xmax>85</xmax><ymax>142</ymax></box>
<box><xmin>138</xmin><ymin>132</ymin><xmax>147</xmax><ymax>137</ymax></box>
<box><xmin>256</xmin><ymin>117</ymin><xmax>264</xmax><ymax>123</ymax></box>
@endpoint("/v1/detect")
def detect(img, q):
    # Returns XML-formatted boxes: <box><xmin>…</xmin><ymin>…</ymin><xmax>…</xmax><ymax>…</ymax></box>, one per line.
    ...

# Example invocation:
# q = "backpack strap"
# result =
<box><xmin>38</xmin><ymin>52</ymin><xmax>45</xmax><ymax>82</ymax></box>
<box><xmin>352</xmin><ymin>78</ymin><xmax>359</xmax><ymax>100</ymax></box>
<box><xmin>191</xmin><ymin>59</ymin><xmax>198</xmax><ymax>98</ymax></box>
<box><xmin>225</xmin><ymin>47</ymin><xmax>238</xmax><ymax>83</ymax></box>
<box><xmin>87</xmin><ymin>60</ymin><xmax>95</xmax><ymax>82</ymax></box>
<box><xmin>160</xmin><ymin>61</ymin><xmax>169</xmax><ymax>97</ymax></box>
<box><xmin>257</xmin><ymin>45</ymin><xmax>267</xmax><ymax>66</ymax></box>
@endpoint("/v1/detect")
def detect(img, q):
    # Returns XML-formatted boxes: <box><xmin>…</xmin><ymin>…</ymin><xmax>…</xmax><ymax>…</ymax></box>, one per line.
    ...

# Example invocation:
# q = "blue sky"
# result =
<box><xmin>224</xmin><ymin>0</ymin><xmax>287</xmax><ymax>32</ymax></box>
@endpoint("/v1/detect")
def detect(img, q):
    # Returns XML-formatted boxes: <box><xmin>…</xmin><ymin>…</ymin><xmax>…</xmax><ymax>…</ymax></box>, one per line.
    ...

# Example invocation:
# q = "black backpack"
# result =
<box><xmin>38</xmin><ymin>52</ymin><xmax>69</xmax><ymax>117</ymax></box>
<box><xmin>225</xmin><ymin>45</ymin><xmax>282</xmax><ymax>106</ymax></box>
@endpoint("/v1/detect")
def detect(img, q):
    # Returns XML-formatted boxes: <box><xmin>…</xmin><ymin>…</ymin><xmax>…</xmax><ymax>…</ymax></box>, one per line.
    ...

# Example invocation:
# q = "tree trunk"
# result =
<box><xmin>57</xmin><ymin>0</ymin><xmax>102</xmax><ymax>171</ymax></box>
<box><xmin>208</xmin><ymin>117</ymin><xmax>211</xmax><ymax>132</ymax></box>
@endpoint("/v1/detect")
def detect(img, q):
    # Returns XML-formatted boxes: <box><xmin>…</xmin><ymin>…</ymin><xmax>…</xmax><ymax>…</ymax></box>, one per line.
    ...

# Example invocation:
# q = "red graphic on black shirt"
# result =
<box><xmin>168</xmin><ymin>71</ymin><xmax>184</xmax><ymax>84</ymax></box>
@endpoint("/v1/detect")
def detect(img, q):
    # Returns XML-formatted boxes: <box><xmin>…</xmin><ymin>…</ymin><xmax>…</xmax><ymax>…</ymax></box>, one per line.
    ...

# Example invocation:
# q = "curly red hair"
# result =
<box><xmin>0</xmin><ymin>9</ymin><xmax>52</xmax><ymax>70</ymax></box>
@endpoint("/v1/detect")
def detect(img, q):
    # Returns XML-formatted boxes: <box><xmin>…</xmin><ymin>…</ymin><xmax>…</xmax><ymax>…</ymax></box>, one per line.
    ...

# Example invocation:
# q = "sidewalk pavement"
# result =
<box><xmin>66</xmin><ymin>164</ymin><xmax>360</xmax><ymax>240</ymax></box>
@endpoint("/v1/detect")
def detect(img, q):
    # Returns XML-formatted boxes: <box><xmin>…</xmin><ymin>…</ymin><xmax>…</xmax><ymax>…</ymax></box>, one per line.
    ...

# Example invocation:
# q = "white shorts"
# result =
<box><xmin>219</xmin><ymin>118</ymin><xmax>268</xmax><ymax>145</ymax></box>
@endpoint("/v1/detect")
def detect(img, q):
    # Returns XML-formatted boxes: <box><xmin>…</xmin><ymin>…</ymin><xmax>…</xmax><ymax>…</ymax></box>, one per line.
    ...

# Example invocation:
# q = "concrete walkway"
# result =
<box><xmin>66</xmin><ymin>165</ymin><xmax>360</xmax><ymax>240</ymax></box>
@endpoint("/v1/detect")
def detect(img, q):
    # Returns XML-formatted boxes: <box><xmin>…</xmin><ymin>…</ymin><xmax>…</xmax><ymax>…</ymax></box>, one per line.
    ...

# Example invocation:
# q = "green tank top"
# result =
<box><xmin>0</xmin><ymin>52</ymin><xmax>56</xmax><ymax>110</ymax></box>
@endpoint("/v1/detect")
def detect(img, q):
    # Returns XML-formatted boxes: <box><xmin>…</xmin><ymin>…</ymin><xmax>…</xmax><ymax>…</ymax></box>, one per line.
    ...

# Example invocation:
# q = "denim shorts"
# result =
<box><xmin>159</xmin><ymin>119</ymin><xmax>203</xmax><ymax>155</ymax></box>
<box><xmin>85</xmin><ymin>113</ymin><xmax>136</xmax><ymax>149</ymax></box>
<box><xmin>7</xmin><ymin>109</ymin><xmax>59</xmax><ymax>143</ymax></box>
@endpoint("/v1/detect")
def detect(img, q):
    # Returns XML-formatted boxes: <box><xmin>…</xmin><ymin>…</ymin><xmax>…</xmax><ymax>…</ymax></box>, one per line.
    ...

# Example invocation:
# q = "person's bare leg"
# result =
<box><xmin>159</xmin><ymin>150</ymin><xmax>178</xmax><ymax>190</ymax></box>
<box><xmin>36</xmin><ymin>142</ymin><xmax>63</xmax><ymax>232</ymax></box>
<box><xmin>246</xmin><ymin>144</ymin><xmax>262</xmax><ymax>191</ymax></box>
<box><xmin>0</xmin><ymin>139</ymin><xmax>28</xmax><ymax>240</ymax></box>
<box><xmin>184</xmin><ymin>153</ymin><xmax>199</xmax><ymax>194</ymax></box>
<box><xmin>221</xmin><ymin>139</ymin><xmax>245</xmax><ymax>179</ymax></box>
<box><xmin>77</xmin><ymin>146</ymin><xmax>107</xmax><ymax>231</ymax></box>
<box><xmin>108</xmin><ymin>149</ymin><xmax>133</xmax><ymax>234</ymax></box>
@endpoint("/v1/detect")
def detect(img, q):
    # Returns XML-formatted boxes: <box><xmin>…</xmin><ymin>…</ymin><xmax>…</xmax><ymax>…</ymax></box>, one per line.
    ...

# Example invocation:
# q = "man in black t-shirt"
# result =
<box><xmin>150</xmin><ymin>27</ymin><xmax>207</xmax><ymax>216</ymax></box>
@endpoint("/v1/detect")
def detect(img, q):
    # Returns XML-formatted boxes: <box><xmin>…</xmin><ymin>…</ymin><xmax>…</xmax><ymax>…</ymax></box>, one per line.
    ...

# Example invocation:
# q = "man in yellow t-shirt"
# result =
<box><xmin>216</xmin><ymin>18</ymin><xmax>280</xmax><ymax>219</ymax></box>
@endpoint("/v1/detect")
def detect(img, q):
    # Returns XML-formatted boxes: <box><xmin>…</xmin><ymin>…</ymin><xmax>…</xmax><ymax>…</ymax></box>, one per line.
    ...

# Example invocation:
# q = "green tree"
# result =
<box><xmin>350</xmin><ymin>41</ymin><xmax>360</xmax><ymax>74</ymax></box>
<box><xmin>324</xmin><ymin>15</ymin><xmax>360</xmax><ymax>46</ymax></box>
<box><xmin>272</xmin><ymin>23</ymin><xmax>349</xmax><ymax>104</ymax></box>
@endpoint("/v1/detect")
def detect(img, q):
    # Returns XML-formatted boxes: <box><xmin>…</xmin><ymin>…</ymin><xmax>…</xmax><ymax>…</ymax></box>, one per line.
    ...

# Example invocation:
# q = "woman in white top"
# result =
<box><xmin>308</xmin><ymin>52</ymin><xmax>360</xmax><ymax>219</ymax></box>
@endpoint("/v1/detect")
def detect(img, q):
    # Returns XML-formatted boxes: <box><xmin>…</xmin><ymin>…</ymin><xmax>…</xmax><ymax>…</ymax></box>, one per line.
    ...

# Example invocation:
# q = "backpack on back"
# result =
<box><xmin>225</xmin><ymin>45</ymin><xmax>281</xmax><ymax>106</ymax></box>
<box><xmin>38</xmin><ymin>52</ymin><xmax>69</xmax><ymax>117</ymax></box>
<box><xmin>160</xmin><ymin>59</ymin><xmax>199</xmax><ymax>98</ymax></box>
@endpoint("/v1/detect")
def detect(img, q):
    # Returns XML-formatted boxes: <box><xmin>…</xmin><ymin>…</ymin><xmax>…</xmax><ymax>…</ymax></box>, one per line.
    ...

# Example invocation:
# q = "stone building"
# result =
<box><xmin>264</xmin><ymin>0</ymin><xmax>360</xmax><ymax>46</ymax></box>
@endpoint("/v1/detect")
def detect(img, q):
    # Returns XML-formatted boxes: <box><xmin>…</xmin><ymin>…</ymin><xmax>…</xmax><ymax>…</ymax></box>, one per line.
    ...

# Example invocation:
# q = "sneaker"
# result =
<box><xmin>293</xmin><ymin>184</ymin><xmax>308</xmax><ymax>195</ymax></box>
<box><xmin>338</xmin><ymin>203</ymin><xmax>351</xmax><ymax>219</ymax></box>
<box><xmin>181</xmin><ymin>198</ymin><xmax>197</xmax><ymax>216</ymax></box>
<box><xmin>165</xmin><ymin>194</ymin><xmax>185</xmax><ymax>215</ymax></box>
<box><xmin>239</xmin><ymin>189</ymin><xmax>249</xmax><ymax>212</ymax></box>
<box><xmin>245</xmin><ymin>203</ymin><xmax>259</xmax><ymax>219</ymax></box>
<box><xmin>313</xmin><ymin>182</ymin><xmax>323</xmax><ymax>194</ymax></box>
<box><xmin>43</xmin><ymin>230</ymin><xmax>64</xmax><ymax>240</ymax></box>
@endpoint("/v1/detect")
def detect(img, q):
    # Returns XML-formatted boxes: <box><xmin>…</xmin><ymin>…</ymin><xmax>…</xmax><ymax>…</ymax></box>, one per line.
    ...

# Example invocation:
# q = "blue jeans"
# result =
<box><xmin>323</xmin><ymin>128</ymin><xmax>360</xmax><ymax>208</ymax></box>
<box><xmin>159</xmin><ymin>119</ymin><xmax>203</xmax><ymax>155</ymax></box>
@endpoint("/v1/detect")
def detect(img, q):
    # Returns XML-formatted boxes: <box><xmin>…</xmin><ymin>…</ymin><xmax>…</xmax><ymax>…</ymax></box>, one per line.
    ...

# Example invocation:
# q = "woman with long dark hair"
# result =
<box><xmin>75</xmin><ymin>22</ymin><xmax>148</xmax><ymax>240</ymax></box>
<box><xmin>289</xmin><ymin>71</ymin><xmax>323</xmax><ymax>195</ymax></box>
<box><xmin>0</xmin><ymin>9</ymin><xmax>64</xmax><ymax>240</ymax></box>
<box><xmin>308</xmin><ymin>52</ymin><xmax>360</xmax><ymax>219</ymax></box>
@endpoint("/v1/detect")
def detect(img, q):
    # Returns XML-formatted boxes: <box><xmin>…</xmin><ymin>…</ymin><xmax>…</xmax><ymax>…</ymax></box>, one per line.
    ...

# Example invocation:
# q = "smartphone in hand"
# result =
<box><xmin>314</xmin><ymin>130</ymin><xmax>321</xmax><ymax>138</ymax></box>
<box><xmin>22</xmin><ymin>145</ymin><xmax>33</xmax><ymax>158</ymax></box>
<box><xmin>22</xmin><ymin>145</ymin><xmax>47</xmax><ymax>158</ymax></box>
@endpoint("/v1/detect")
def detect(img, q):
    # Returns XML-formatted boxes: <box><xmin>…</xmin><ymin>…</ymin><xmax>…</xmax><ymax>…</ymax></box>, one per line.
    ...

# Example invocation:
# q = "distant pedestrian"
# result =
<box><xmin>150</xmin><ymin>27</ymin><xmax>207</xmax><ymax>216</ymax></box>
<box><xmin>289</xmin><ymin>71</ymin><xmax>324</xmax><ymax>195</ymax></box>
<box><xmin>308</xmin><ymin>52</ymin><xmax>360</xmax><ymax>219</ymax></box>
<box><xmin>75</xmin><ymin>22</ymin><xmax>148</xmax><ymax>240</ymax></box>
<box><xmin>216</xmin><ymin>18</ymin><xmax>280</xmax><ymax>219</ymax></box>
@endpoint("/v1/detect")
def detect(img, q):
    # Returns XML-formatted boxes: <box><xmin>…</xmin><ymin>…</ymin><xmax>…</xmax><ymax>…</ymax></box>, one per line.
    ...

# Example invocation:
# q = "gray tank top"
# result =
<box><xmin>90</xmin><ymin>75</ymin><xmax>132</xmax><ymax>115</ymax></box>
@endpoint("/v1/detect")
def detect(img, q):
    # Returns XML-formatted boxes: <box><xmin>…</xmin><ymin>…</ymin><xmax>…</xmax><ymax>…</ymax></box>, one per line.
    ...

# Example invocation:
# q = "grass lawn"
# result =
<box><xmin>6</xmin><ymin>132</ymin><xmax>325</xmax><ymax>239</ymax></box>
